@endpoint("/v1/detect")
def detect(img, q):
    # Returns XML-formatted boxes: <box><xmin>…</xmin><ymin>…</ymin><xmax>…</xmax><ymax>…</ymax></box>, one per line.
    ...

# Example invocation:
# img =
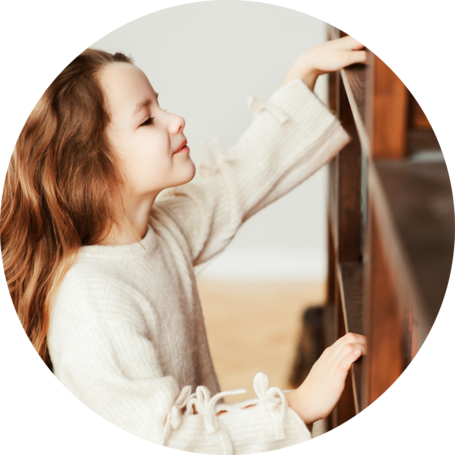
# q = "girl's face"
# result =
<box><xmin>99</xmin><ymin>62</ymin><xmax>195</xmax><ymax>199</ymax></box>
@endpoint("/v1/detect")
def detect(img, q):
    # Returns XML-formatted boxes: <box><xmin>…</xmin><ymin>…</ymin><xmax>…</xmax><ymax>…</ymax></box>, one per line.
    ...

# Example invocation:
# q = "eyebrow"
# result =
<box><xmin>132</xmin><ymin>92</ymin><xmax>159</xmax><ymax>117</ymax></box>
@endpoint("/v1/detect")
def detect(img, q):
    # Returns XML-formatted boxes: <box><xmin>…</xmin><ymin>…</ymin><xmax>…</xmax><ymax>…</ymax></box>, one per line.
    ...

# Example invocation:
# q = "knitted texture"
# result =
<box><xmin>47</xmin><ymin>78</ymin><xmax>350</xmax><ymax>454</ymax></box>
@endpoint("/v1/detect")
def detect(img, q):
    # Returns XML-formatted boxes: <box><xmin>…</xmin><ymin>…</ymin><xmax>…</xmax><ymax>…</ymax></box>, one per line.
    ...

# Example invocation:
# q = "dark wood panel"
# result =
<box><xmin>366</xmin><ymin>55</ymin><xmax>409</xmax><ymax>159</ymax></box>
<box><xmin>364</xmin><ymin>203</ymin><xmax>404</xmax><ymax>407</ymax></box>
<box><xmin>340</xmin><ymin>64</ymin><xmax>370</xmax><ymax>156</ymax></box>
<box><xmin>328</xmin><ymin>68</ymin><xmax>338</xmax><ymax>115</ymax></box>
<box><xmin>336</xmin><ymin>76</ymin><xmax>363</xmax><ymax>262</ymax></box>
<box><xmin>409</xmin><ymin>94</ymin><xmax>432</xmax><ymax>130</ymax></box>
<box><xmin>373</xmin><ymin>160</ymin><xmax>454</xmax><ymax>341</ymax></box>
<box><xmin>329</xmin><ymin>144</ymin><xmax>338</xmax><ymax>255</ymax></box>
<box><xmin>408</xmin><ymin>128</ymin><xmax>441</xmax><ymax>157</ymax></box>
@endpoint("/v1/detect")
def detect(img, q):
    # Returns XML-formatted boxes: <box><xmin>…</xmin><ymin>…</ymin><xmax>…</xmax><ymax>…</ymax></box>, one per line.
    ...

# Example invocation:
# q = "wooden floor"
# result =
<box><xmin>197</xmin><ymin>280</ymin><xmax>325</xmax><ymax>402</ymax></box>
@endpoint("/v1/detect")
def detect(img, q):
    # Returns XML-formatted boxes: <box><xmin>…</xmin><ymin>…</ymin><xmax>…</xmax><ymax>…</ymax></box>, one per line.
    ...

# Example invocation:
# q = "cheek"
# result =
<box><xmin>129</xmin><ymin>130</ymin><xmax>165</xmax><ymax>162</ymax></box>
<box><xmin>132</xmin><ymin>137</ymin><xmax>171</xmax><ymax>188</ymax></box>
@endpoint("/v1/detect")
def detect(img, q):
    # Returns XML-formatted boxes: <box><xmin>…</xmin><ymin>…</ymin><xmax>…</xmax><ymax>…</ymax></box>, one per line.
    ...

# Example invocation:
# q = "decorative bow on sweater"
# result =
<box><xmin>163</xmin><ymin>385</ymin><xmax>246</xmax><ymax>455</ymax></box>
<box><xmin>253</xmin><ymin>372</ymin><xmax>288</xmax><ymax>440</ymax></box>
<box><xmin>162</xmin><ymin>385</ymin><xmax>195</xmax><ymax>445</ymax></box>
<box><xmin>247</xmin><ymin>95</ymin><xmax>289</xmax><ymax>124</ymax></box>
<box><xmin>162</xmin><ymin>373</ymin><xmax>291</xmax><ymax>454</ymax></box>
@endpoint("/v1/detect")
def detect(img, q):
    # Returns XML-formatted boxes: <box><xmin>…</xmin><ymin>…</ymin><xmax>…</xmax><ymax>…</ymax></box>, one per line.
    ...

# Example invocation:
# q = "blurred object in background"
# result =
<box><xmin>288</xmin><ymin>305</ymin><xmax>325</xmax><ymax>389</ymax></box>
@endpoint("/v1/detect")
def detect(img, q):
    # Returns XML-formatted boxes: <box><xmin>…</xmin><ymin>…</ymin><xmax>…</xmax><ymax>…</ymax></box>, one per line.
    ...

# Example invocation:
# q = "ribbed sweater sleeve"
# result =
<box><xmin>154</xmin><ymin>78</ymin><xmax>350</xmax><ymax>267</ymax></box>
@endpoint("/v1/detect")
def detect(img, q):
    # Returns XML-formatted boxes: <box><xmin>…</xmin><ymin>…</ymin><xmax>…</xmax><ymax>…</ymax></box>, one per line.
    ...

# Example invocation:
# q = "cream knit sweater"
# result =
<box><xmin>47</xmin><ymin>78</ymin><xmax>350</xmax><ymax>454</ymax></box>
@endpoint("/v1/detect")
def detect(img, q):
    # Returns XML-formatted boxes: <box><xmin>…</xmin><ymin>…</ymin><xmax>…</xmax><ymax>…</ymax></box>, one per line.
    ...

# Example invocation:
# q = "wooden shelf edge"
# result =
<box><xmin>337</xmin><ymin>262</ymin><xmax>364</xmax><ymax>334</ymax></box>
<box><xmin>340</xmin><ymin>68</ymin><xmax>370</xmax><ymax>157</ymax></box>
<box><xmin>336</xmin><ymin>261</ymin><xmax>364</xmax><ymax>414</ymax></box>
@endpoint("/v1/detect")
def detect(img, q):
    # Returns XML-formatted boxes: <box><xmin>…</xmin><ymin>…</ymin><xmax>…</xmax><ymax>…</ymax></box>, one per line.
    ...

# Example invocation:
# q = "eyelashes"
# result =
<box><xmin>140</xmin><ymin>117</ymin><xmax>155</xmax><ymax>127</ymax></box>
<box><xmin>139</xmin><ymin>110</ymin><xmax>168</xmax><ymax>127</ymax></box>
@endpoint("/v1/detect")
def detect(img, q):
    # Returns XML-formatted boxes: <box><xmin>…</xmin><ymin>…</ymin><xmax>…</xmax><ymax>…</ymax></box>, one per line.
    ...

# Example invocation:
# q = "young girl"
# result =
<box><xmin>1</xmin><ymin>36</ymin><xmax>367</xmax><ymax>454</ymax></box>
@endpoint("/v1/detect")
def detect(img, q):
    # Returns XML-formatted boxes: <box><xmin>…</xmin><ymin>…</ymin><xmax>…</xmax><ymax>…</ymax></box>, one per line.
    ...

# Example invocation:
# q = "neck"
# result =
<box><xmin>99</xmin><ymin>191</ymin><xmax>159</xmax><ymax>246</ymax></box>
<box><xmin>102</xmin><ymin>222</ymin><xmax>147</xmax><ymax>246</ymax></box>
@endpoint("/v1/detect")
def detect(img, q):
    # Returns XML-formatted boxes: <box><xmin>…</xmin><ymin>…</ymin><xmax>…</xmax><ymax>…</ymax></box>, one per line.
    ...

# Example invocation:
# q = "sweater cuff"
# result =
<box><xmin>217</xmin><ymin>373</ymin><xmax>312</xmax><ymax>453</ymax></box>
<box><xmin>248</xmin><ymin>78</ymin><xmax>338</xmax><ymax>131</ymax></box>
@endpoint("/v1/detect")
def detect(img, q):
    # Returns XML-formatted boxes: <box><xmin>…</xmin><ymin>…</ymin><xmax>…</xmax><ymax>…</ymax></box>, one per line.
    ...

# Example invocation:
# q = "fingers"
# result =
<box><xmin>350</xmin><ymin>39</ymin><xmax>365</xmax><ymax>51</ymax></box>
<box><xmin>340</xmin><ymin>342</ymin><xmax>363</xmax><ymax>365</ymax></box>
<box><xmin>334</xmin><ymin>332</ymin><xmax>364</xmax><ymax>347</ymax></box>
<box><xmin>342</xmin><ymin>35</ymin><xmax>367</xmax><ymax>66</ymax></box>
<box><xmin>333</xmin><ymin>36</ymin><xmax>368</xmax><ymax>68</ymax></box>
<box><xmin>329</xmin><ymin>332</ymin><xmax>366</xmax><ymax>359</ymax></box>
<box><xmin>336</xmin><ymin>35</ymin><xmax>365</xmax><ymax>50</ymax></box>
<box><xmin>338</xmin><ymin>342</ymin><xmax>366</xmax><ymax>359</ymax></box>
<box><xmin>327</xmin><ymin>342</ymin><xmax>364</xmax><ymax>383</ymax></box>
<box><xmin>329</xmin><ymin>35</ymin><xmax>366</xmax><ymax>51</ymax></box>
<box><xmin>336</xmin><ymin>348</ymin><xmax>362</xmax><ymax>375</ymax></box>
<box><xmin>360</xmin><ymin>50</ymin><xmax>368</xmax><ymax>63</ymax></box>
<box><xmin>349</xmin><ymin>50</ymin><xmax>368</xmax><ymax>65</ymax></box>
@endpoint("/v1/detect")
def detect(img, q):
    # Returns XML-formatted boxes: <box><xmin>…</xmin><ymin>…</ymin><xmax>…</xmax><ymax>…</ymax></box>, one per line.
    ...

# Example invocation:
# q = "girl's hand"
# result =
<box><xmin>281</xmin><ymin>36</ymin><xmax>367</xmax><ymax>91</ymax></box>
<box><xmin>286</xmin><ymin>332</ymin><xmax>367</xmax><ymax>426</ymax></box>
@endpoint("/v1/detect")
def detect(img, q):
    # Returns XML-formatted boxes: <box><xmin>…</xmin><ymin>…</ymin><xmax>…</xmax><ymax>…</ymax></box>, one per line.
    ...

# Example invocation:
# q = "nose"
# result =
<box><xmin>168</xmin><ymin>112</ymin><xmax>185</xmax><ymax>135</ymax></box>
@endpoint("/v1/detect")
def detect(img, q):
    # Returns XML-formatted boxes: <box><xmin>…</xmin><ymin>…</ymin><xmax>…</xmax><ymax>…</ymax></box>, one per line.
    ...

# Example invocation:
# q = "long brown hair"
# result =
<box><xmin>0</xmin><ymin>48</ymin><xmax>133</xmax><ymax>370</ymax></box>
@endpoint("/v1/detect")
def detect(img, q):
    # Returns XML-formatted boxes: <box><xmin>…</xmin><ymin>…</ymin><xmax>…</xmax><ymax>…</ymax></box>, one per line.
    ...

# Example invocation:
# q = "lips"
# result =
<box><xmin>174</xmin><ymin>139</ymin><xmax>188</xmax><ymax>154</ymax></box>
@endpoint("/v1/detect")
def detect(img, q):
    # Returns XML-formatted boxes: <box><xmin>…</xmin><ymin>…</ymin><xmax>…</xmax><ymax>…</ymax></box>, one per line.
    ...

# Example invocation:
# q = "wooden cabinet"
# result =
<box><xmin>325</xmin><ymin>26</ymin><xmax>454</xmax><ymax>428</ymax></box>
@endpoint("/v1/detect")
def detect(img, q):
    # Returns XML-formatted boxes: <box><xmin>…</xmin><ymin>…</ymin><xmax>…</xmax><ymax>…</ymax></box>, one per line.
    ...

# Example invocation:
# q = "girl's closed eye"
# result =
<box><xmin>140</xmin><ymin>117</ymin><xmax>155</xmax><ymax>127</ymax></box>
<box><xmin>140</xmin><ymin>110</ymin><xmax>167</xmax><ymax>127</ymax></box>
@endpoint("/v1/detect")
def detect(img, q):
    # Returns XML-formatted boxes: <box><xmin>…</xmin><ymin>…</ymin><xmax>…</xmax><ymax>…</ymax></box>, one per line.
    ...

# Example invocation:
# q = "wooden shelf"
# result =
<box><xmin>324</xmin><ymin>24</ymin><xmax>452</xmax><ymax>423</ymax></box>
<box><xmin>370</xmin><ymin>160</ymin><xmax>454</xmax><ymax>339</ymax></box>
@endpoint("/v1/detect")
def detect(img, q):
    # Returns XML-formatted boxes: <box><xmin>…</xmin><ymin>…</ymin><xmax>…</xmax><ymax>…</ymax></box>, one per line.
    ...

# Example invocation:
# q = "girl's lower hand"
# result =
<box><xmin>281</xmin><ymin>36</ymin><xmax>368</xmax><ymax>91</ymax></box>
<box><xmin>286</xmin><ymin>332</ymin><xmax>367</xmax><ymax>426</ymax></box>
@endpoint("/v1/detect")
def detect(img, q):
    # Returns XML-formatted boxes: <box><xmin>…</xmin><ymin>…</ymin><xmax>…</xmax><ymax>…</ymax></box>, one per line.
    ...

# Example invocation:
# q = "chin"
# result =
<box><xmin>186</xmin><ymin>164</ymin><xmax>197</xmax><ymax>184</ymax></box>
<box><xmin>176</xmin><ymin>160</ymin><xmax>197</xmax><ymax>186</ymax></box>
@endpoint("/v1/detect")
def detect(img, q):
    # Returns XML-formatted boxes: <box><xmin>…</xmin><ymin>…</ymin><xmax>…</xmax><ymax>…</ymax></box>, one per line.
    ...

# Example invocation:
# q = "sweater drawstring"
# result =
<box><xmin>163</xmin><ymin>385</ymin><xmax>246</xmax><ymax>454</ymax></box>
<box><xmin>163</xmin><ymin>375</ymin><xmax>288</xmax><ymax>451</ymax></box>
<box><xmin>253</xmin><ymin>372</ymin><xmax>288</xmax><ymax>440</ymax></box>
<box><xmin>186</xmin><ymin>386</ymin><xmax>247</xmax><ymax>455</ymax></box>
<box><xmin>162</xmin><ymin>385</ymin><xmax>195</xmax><ymax>446</ymax></box>
<box><xmin>247</xmin><ymin>95</ymin><xmax>289</xmax><ymax>124</ymax></box>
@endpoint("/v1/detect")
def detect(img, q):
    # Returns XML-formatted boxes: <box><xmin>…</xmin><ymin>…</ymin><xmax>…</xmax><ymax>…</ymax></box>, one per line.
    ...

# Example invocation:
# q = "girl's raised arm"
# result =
<box><xmin>154</xmin><ymin>36</ymin><xmax>365</xmax><ymax>268</ymax></box>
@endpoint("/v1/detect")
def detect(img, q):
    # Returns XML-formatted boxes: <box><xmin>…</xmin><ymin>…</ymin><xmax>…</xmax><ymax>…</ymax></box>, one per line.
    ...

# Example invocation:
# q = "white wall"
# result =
<box><xmin>93</xmin><ymin>1</ymin><xmax>330</xmax><ymax>281</ymax></box>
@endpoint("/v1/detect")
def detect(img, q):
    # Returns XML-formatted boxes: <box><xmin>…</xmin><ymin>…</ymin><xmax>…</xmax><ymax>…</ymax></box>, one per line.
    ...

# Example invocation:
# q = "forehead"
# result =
<box><xmin>98</xmin><ymin>62</ymin><xmax>155</xmax><ymax>116</ymax></box>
